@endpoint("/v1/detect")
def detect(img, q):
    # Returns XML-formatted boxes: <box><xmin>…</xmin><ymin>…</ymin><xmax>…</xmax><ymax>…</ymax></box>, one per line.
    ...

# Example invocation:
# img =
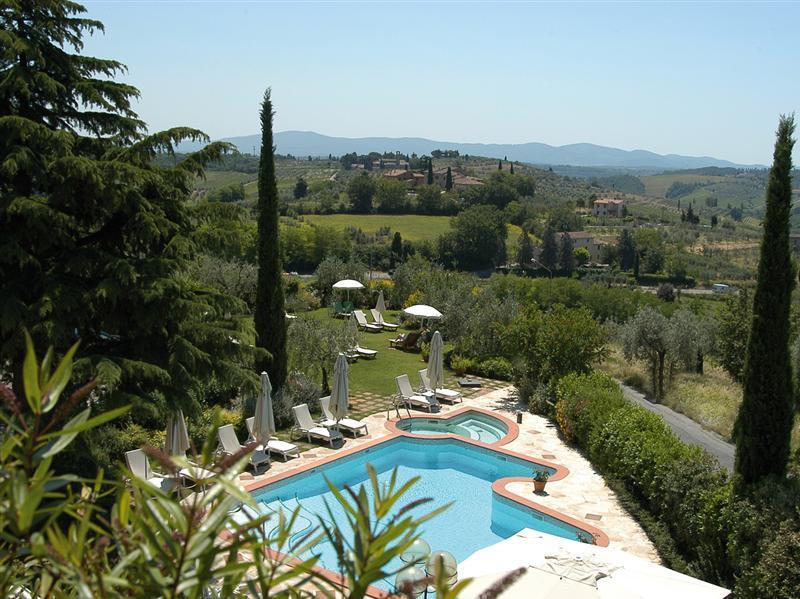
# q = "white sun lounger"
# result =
<box><xmin>292</xmin><ymin>403</ymin><xmax>342</xmax><ymax>447</ymax></box>
<box><xmin>419</xmin><ymin>369</ymin><xmax>463</xmax><ymax>403</ymax></box>
<box><xmin>396</xmin><ymin>374</ymin><xmax>439</xmax><ymax>412</ymax></box>
<box><xmin>245</xmin><ymin>417</ymin><xmax>301</xmax><ymax>461</ymax></box>
<box><xmin>370</xmin><ymin>309</ymin><xmax>399</xmax><ymax>331</ymax></box>
<box><xmin>319</xmin><ymin>395</ymin><xmax>369</xmax><ymax>437</ymax></box>
<box><xmin>353</xmin><ymin>345</ymin><xmax>378</xmax><ymax>359</ymax></box>
<box><xmin>217</xmin><ymin>424</ymin><xmax>270</xmax><ymax>471</ymax></box>
<box><xmin>354</xmin><ymin>310</ymin><xmax>382</xmax><ymax>333</ymax></box>
<box><xmin>125</xmin><ymin>449</ymin><xmax>179</xmax><ymax>493</ymax></box>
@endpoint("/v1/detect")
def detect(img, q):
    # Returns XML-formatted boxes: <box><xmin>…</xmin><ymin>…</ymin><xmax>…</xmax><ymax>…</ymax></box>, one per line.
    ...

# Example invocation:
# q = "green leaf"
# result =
<box><xmin>41</xmin><ymin>339</ymin><xmax>80</xmax><ymax>412</ymax></box>
<box><xmin>22</xmin><ymin>330</ymin><xmax>41</xmax><ymax>413</ymax></box>
<box><xmin>38</xmin><ymin>405</ymin><xmax>130</xmax><ymax>457</ymax></box>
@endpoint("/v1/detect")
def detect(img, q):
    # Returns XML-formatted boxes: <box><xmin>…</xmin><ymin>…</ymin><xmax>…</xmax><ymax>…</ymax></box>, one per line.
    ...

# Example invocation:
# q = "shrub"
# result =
<box><xmin>551</xmin><ymin>370</ymin><xmax>800</xmax><ymax>591</ymax></box>
<box><xmin>555</xmin><ymin>372</ymin><xmax>625</xmax><ymax>444</ymax></box>
<box><xmin>450</xmin><ymin>355</ymin><xmax>473</xmax><ymax>376</ymax></box>
<box><xmin>470</xmin><ymin>357</ymin><xmax>514</xmax><ymax>381</ymax></box>
<box><xmin>657</xmin><ymin>282</ymin><xmax>676</xmax><ymax>302</ymax></box>
<box><xmin>736</xmin><ymin>522</ymin><xmax>800</xmax><ymax>599</ymax></box>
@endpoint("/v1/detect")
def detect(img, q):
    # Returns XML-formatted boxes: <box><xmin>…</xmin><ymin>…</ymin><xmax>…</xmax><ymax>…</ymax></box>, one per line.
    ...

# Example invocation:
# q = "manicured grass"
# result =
<box><xmin>303</xmin><ymin>213</ymin><xmax>523</xmax><ymax>250</ymax></box>
<box><xmin>301</xmin><ymin>307</ymin><xmax>450</xmax><ymax>397</ymax></box>
<box><xmin>303</xmin><ymin>214</ymin><xmax>452</xmax><ymax>242</ymax></box>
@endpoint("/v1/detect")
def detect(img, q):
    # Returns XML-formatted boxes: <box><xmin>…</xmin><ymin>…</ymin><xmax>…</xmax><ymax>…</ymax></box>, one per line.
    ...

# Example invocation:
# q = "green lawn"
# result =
<box><xmin>304</xmin><ymin>213</ymin><xmax>523</xmax><ymax>251</ymax></box>
<box><xmin>302</xmin><ymin>307</ymin><xmax>450</xmax><ymax>397</ymax></box>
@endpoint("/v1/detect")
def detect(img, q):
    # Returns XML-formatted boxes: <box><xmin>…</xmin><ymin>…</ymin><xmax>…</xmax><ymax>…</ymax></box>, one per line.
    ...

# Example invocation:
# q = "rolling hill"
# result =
<box><xmin>179</xmin><ymin>131</ymin><xmax>760</xmax><ymax>170</ymax></box>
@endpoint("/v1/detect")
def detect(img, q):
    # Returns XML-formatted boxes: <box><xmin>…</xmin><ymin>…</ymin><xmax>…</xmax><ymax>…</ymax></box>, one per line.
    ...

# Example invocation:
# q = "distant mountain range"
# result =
<box><xmin>179</xmin><ymin>130</ymin><xmax>762</xmax><ymax>170</ymax></box>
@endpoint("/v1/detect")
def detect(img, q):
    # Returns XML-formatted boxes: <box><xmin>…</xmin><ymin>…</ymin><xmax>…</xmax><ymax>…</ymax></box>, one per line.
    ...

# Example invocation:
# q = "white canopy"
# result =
<box><xmin>332</xmin><ymin>279</ymin><xmax>364</xmax><ymax>290</ymax></box>
<box><xmin>402</xmin><ymin>304</ymin><xmax>442</xmax><ymax>319</ymax></box>
<box><xmin>459</xmin><ymin>529</ymin><xmax>730</xmax><ymax>599</ymax></box>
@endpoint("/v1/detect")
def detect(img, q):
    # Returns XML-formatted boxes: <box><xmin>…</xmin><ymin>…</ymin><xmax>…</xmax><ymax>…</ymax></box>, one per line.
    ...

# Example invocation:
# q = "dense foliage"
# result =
<box><xmin>0</xmin><ymin>0</ymin><xmax>260</xmax><ymax>420</ymax></box>
<box><xmin>552</xmin><ymin>371</ymin><xmax>800</xmax><ymax>597</ymax></box>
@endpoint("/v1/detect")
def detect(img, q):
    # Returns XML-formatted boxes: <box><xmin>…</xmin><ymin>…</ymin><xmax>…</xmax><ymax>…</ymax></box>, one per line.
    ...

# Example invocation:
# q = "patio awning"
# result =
<box><xmin>458</xmin><ymin>529</ymin><xmax>731</xmax><ymax>599</ymax></box>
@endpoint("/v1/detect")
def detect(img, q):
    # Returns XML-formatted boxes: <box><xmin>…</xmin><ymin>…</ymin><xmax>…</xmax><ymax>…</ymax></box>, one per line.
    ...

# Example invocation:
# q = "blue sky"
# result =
<box><xmin>82</xmin><ymin>1</ymin><xmax>799</xmax><ymax>165</ymax></box>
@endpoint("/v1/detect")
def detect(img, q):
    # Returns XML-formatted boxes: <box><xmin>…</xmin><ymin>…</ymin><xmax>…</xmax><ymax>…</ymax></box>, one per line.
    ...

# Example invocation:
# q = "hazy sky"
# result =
<box><xmin>82</xmin><ymin>1</ymin><xmax>800</xmax><ymax>165</ymax></box>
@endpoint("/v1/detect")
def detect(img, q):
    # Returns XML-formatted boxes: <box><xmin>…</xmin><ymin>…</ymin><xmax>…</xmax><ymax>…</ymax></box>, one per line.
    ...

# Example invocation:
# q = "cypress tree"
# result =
<box><xmin>617</xmin><ymin>229</ymin><xmax>637</xmax><ymax>270</ymax></box>
<box><xmin>498</xmin><ymin>159</ymin><xmax>503</xmax><ymax>170</ymax></box>
<box><xmin>445</xmin><ymin>166</ymin><xmax>453</xmax><ymax>191</ymax></box>
<box><xmin>734</xmin><ymin>115</ymin><xmax>796</xmax><ymax>485</ymax></box>
<box><xmin>510</xmin><ymin>162</ymin><xmax>515</xmax><ymax>174</ymax></box>
<box><xmin>427</xmin><ymin>158</ymin><xmax>434</xmax><ymax>185</ymax></box>
<box><xmin>254</xmin><ymin>89</ymin><xmax>287</xmax><ymax>390</ymax></box>
<box><xmin>516</xmin><ymin>228</ymin><xmax>534</xmax><ymax>269</ymax></box>
<box><xmin>540</xmin><ymin>227</ymin><xmax>559</xmax><ymax>271</ymax></box>
<box><xmin>559</xmin><ymin>233</ymin><xmax>575</xmax><ymax>274</ymax></box>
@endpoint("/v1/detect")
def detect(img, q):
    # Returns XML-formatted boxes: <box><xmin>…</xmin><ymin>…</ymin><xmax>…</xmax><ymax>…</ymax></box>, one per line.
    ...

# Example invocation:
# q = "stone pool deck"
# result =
<box><xmin>239</xmin><ymin>385</ymin><xmax>659</xmax><ymax>564</ymax></box>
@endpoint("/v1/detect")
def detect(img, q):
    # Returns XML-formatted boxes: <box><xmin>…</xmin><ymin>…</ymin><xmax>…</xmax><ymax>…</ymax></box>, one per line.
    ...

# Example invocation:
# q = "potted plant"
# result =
<box><xmin>533</xmin><ymin>470</ymin><xmax>550</xmax><ymax>493</ymax></box>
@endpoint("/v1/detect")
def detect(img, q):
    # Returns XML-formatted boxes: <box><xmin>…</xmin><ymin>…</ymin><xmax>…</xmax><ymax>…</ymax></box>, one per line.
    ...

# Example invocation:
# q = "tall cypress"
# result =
<box><xmin>427</xmin><ymin>158</ymin><xmax>434</xmax><ymax>185</ymax></box>
<box><xmin>510</xmin><ymin>162</ymin><xmax>515</xmax><ymax>174</ymax></box>
<box><xmin>254</xmin><ymin>89</ymin><xmax>287</xmax><ymax>390</ymax></box>
<box><xmin>498</xmin><ymin>159</ymin><xmax>503</xmax><ymax>170</ymax></box>
<box><xmin>734</xmin><ymin>115</ymin><xmax>796</xmax><ymax>485</ymax></box>
<box><xmin>445</xmin><ymin>166</ymin><xmax>453</xmax><ymax>191</ymax></box>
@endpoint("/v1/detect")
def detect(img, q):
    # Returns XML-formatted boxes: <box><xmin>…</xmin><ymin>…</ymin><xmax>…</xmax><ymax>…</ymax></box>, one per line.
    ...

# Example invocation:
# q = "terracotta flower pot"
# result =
<box><xmin>533</xmin><ymin>480</ymin><xmax>547</xmax><ymax>493</ymax></box>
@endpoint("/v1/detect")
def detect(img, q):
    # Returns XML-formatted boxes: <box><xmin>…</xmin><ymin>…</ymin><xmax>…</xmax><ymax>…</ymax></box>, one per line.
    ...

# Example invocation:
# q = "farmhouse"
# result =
<box><xmin>592</xmin><ymin>197</ymin><xmax>626</xmax><ymax>218</ymax></box>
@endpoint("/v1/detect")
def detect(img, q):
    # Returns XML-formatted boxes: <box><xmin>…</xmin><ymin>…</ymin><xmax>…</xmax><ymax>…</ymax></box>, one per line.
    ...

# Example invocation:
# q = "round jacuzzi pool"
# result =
<box><xmin>396</xmin><ymin>411</ymin><xmax>509</xmax><ymax>444</ymax></box>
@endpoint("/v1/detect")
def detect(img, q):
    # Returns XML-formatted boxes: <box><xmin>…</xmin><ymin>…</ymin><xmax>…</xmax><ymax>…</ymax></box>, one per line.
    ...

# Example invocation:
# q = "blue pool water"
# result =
<box><xmin>396</xmin><ymin>411</ymin><xmax>508</xmax><ymax>443</ymax></box>
<box><xmin>250</xmin><ymin>437</ymin><xmax>585</xmax><ymax>591</ymax></box>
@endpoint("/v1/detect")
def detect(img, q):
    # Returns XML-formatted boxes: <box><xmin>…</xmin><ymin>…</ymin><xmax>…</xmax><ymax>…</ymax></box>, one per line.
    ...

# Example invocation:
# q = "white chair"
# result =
<box><xmin>396</xmin><ymin>374</ymin><xmax>439</xmax><ymax>412</ymax></box>
<box><xmin>124</xmin><ymin>449</ymin><xmax>179</xmax><ymax>493</ymax></box>
<box><xmin>370</xmin><ymin>309</ymin><xmax>399</xmax><ymax>331</ymax></box>
<box><xmin>292</xmin><ymin>403</ymin><xmax>342</xmax><ymax>447</ymax></box>
<box><xmin>354</xmin><ymin>310</ymin><xmax>382</xmax><ymax>333</ymax></box>
<box><xmin>419</xmin><ymin>369</ymin><xmax>463</xmax><ymax>403</ymax></box>
<box><xmin>352</xmin><ymin>345</ymin><xmax>378</xmax><ymax>359</ymax></box>
<box><xmin>245</xmin><ymin>417</ymin><xmax>301</xmax><ymax>461</ymax></box>
<box><xmin>319</xmin><ymin>395</ymin><xmax>368</xmax><ymax>437</ymax></box>
<box><xmin>217</xmin><ymin>424</ymin><xmax>270</xmax><ymax>471</ymax></box>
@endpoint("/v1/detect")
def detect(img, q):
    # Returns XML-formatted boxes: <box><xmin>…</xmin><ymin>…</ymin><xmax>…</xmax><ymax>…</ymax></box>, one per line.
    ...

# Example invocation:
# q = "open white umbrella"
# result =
<box><xmin>375</xmin><ymin>289</ymin><xmax>387</xmax><ymax>314</ymax></box>
<box><xmin>427</xmin><ymin>330</ymin><xmax>445</xmax><ymax>393</ymax></box>
<box><xmin>332</xmin><ymin>279</ymin><xmax>364</xmax><ymax>302</ymax></box>
<box><xmin>165</xmin><ymin>410</ymin><xmax>190</xmax><ymax>457</ymax></box>
<box><xmin>403</xmin><ymin>304</ymin><xmax>442</xmax><ymax>320</ymax></box>
<box><xmin>253</xmin><ymin>371</ymin><xmax>276</xmax><ymax>446</ymax></box>
<box><xmin>329</xmin><ymin>353</ymin><xmax>349</xmax><ymax>426</ymax></box>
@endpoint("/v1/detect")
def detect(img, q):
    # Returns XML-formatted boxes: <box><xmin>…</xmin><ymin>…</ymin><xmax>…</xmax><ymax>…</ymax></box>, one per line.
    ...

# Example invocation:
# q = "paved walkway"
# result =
<box><xmin>243</xmin><ymin>384</ymin><xmax>660</xmax><ymax>564</ymax></box>
<box><xmin>618</xmin><ymin>381</ymin><xmax>735</xmax><ymax>472</ymax></box>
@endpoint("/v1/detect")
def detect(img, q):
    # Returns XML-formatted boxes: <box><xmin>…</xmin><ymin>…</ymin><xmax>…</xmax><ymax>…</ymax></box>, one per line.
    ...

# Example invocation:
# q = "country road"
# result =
<box><xmin>617</xmin><ymin>381</ymin><xmax>735</xmax><ymax>472</ymax></box>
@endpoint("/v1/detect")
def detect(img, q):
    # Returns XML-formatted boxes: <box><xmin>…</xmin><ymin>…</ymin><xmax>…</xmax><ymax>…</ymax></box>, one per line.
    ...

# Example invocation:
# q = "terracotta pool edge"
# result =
<box><xmin>384</xmin><ymin>405</ymin><xmax>520</xmax><ymax>446</ymax></box>
<box><xmin>491</xmin><ymin>477</ymin><xmax>610</xmax><ymax>547</ymax></box>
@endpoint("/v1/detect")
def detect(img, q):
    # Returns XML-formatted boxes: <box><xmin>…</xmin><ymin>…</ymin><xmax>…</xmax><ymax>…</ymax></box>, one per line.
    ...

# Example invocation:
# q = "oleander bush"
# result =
<box><xmin>553</xmin><ymin>371</ymin><xmax>800</xmax><ymax>596</ymax></box>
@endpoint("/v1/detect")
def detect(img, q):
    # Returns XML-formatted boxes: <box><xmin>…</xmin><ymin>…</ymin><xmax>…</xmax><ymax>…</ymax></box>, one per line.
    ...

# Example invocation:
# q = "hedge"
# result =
<box><xmin>632</xmin><ymin>273</ymin><xmax>697</xmax><ymax>288</ymax></box>
<box><xmin>553</xmin><ymin>372</ymin><xmax>800</xmax><ymax>597</ymax></box>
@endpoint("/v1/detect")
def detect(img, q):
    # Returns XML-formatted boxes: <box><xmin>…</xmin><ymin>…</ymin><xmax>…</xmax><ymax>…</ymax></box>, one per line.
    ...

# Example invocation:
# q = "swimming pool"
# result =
<box><xmin>395</xmin><ymin>411</ymin><xmax>509</xmax><ymax>444</ymax></box>
<box><xmin>250</xmin><ymin>436</ymin><xmax>592</xmax><ymax>591</ymax></box>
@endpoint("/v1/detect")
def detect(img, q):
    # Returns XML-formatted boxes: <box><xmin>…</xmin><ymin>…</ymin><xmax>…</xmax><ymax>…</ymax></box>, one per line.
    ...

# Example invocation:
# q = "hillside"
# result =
<box><xmin>178</xmin><ymin>130</ymin><xmax>758</xmax><ymax>170</ymax></box>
